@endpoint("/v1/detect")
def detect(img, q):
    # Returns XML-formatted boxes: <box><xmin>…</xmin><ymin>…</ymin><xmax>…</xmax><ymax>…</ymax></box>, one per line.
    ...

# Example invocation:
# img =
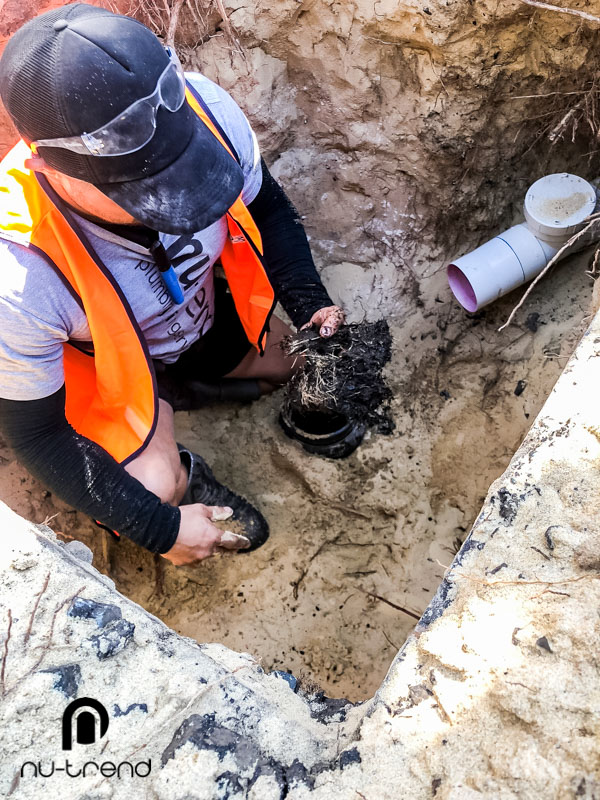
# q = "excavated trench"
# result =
<box><xmin>0</xmin><ymin>248</ymin><xmax>594</xmax><ymax>702</ymax></box>
<box><xmin>104</xmin><ymin>258</ymin><xmax>596</xmax><ymax>703</ymax></box>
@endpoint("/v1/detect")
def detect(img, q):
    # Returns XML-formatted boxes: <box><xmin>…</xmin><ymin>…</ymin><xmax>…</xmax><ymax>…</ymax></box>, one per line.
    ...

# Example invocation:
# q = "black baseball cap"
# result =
<box><xmin>0</xmin><ymin>3</ymin><xmax>244</xmax><ymax>234</ymax></box>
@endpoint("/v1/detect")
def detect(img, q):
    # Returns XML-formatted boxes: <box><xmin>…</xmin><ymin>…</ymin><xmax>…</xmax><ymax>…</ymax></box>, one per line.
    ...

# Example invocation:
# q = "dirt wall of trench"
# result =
<box><xmin>140</xmin><ymin>0</ymin><xmax>600</xmax><ymax>318</ymax></box>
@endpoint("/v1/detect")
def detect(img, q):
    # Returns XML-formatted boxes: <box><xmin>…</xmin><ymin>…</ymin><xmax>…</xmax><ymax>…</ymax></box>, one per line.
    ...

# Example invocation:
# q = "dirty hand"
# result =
<box><xmin>301</xmin><ymin>305</ymin><xmax>345</xmax><ymax>338</ymax></box>
<box><xmin>162</xmin><ymin>504</ymin><xmax>250</xmax><ymax>565</ymax></box>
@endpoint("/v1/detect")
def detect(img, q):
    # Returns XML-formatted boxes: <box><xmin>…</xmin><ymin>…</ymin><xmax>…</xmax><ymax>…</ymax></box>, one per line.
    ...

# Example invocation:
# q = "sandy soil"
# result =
<box><xmin>0</xmin><ymin>252</ymin><xmax>595</xmax><ymax>703</ymax></box>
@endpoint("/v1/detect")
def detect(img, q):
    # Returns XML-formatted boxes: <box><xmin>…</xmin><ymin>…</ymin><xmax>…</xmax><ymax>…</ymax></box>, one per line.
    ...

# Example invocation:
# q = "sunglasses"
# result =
<box><xmin>32</xmin><ymin>48</ymin><xmax>186</xmax><ymax>158</ymax></box>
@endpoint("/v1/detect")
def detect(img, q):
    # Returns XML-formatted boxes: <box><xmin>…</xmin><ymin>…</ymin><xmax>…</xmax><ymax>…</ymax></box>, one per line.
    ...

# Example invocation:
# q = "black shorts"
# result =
<box><xmin>155</xmin><ymin>278</ymin><xmax>253</xmax><ymax>394</ymax></box>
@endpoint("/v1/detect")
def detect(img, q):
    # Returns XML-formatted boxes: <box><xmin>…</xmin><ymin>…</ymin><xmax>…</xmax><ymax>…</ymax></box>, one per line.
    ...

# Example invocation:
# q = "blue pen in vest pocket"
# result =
<box><xmin>150</xmin><ymin>238</ymin><xmax>185</xmax><ymax>304</ymax></box>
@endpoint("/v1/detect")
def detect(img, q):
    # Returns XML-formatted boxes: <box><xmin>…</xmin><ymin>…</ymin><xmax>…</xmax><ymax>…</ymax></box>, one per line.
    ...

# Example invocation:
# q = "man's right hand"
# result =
<box><xmin>162</xmin><ymin>504</ymin><xmax>250</xmax><ymax>565</ymax></box>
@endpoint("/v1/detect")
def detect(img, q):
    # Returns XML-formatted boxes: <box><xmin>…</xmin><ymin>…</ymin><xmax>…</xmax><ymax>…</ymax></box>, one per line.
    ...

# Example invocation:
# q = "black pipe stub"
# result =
<box><xmin>278</xmin><ymin>404</ymin><xmax>366</xmax><ymax>459</ymax></box>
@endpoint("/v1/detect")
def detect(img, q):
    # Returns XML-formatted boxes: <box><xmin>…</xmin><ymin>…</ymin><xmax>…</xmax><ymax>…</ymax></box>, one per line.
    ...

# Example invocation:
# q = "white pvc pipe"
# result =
<box><xmin>447</xmin><ymin>223</ymin><xmax>559</xmax><ymax>312</ymax></box>
<box><xmin>447</xmin><ymin>173</ymin><xmax>597</xmax><ymax>313</ymax></box>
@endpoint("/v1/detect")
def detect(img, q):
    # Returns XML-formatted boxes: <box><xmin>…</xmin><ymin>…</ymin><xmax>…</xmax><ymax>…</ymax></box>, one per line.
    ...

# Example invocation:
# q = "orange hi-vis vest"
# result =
<box><xmin>0</xmin><ymin>86</ymin><xmax>275</xmax><ymax>465</ymax></box>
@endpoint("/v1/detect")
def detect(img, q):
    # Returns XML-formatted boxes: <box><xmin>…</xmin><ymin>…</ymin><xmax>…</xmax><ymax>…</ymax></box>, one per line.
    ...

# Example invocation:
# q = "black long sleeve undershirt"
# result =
<box><xmin>0</xmin><ymin>386</ymin><xmax>180</xmax><ymax>553</ymax></box>
<box><xmin>0</xmin><ymin>162</ymin><xmax>333</xmax><ymax>552</ymax></box>
<box><xmin>247</xmin><ymin>159</ymin><xmax>334</xmax><ymax>329</ymax></box>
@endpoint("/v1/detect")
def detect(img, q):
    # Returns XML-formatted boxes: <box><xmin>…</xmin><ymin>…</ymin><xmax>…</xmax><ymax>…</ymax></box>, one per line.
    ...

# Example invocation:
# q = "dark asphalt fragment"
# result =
<box><xmin>42</xmin><ymin>664</ymin><xmax>81</xmax><ymax>698</ymax></box>
<box><xmin>514</xmin><ymin>380</ymin><xmax>527</xmax><ymax>396</ymax></box>
<box><xmin>114</xmin><ymin>702</ymin><xmax>148</xmax><ymax>717</ymax></box>
<box><xmin>536</xmin><ymin>636</ymin><xmax>553</xmax><ymax>653</ymax></box>
<box><xmin>68</xmin><ymin>597</ymin><xmax>122</xmax><ymax>628</ymax></box>
<box><xmin>89</xmin><ymin>619</ymin><xmax>135</xmax><ymax>660</ymax></box>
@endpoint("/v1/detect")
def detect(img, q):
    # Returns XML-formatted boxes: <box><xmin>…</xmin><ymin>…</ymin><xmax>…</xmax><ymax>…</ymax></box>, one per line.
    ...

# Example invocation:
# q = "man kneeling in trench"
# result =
<box><xmin>0</xmin><ymin>4</ymin><xmax>344</xmax><ymax>564</ymax></box>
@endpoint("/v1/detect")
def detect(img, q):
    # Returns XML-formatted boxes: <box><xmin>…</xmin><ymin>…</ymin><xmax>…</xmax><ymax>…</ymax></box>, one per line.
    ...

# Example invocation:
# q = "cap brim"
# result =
<box><xmin>96</xmin><ymin>115</ymin><xmax>245</xmax><ymax>235</ymax></box>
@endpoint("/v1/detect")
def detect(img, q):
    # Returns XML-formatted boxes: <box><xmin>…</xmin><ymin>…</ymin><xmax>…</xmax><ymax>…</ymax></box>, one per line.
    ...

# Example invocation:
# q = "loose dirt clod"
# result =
<box><xmin>282</xmin><ymin>321</ymin><xmax>394</xmax><ymax>435</ymax></box>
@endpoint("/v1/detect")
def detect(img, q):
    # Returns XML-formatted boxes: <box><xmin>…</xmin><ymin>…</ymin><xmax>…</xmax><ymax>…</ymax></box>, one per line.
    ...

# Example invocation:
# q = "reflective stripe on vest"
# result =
<box><xmin>0</xmin><ymin>96</ymin><xmax>275</xmax><ymax>463</ymax></box>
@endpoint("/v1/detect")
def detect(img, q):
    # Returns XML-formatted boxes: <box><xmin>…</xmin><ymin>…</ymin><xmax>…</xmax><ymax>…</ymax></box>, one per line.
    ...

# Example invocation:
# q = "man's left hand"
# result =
<box><xmin>301</xmin><ymin>305</ymin><xmax>345</xmax><ymax>338</ymax></box>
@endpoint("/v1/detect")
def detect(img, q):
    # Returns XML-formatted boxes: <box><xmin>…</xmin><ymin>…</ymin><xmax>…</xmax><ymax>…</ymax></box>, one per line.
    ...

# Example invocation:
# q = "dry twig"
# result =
<box><xmin>499</xmin><ymin>213</ymin><xmax>600</xmax><ymax>331</ymax></box>
<box><xmin>116</xmin><ymin>0</ymin><xmax>243</xmax><ymax>54</ymax></box>
<box><xmin>1</xmin><ymin>609</ymin><xmax>13</xmax><ymax>697</ymax></box>
<box><xmin>381</xmin><ymin>628</ymin><xmax>400</xmax><ymax>651</ymax></box>
<box><xmin>587</xmin><ymin>246</ymin><xmax>600</xmax><ymax>277</ymax></box>
<box><xmin>548</xmin><ymin>104</ymin><xmax>580</xmax><ymax>143</ymax></box>
<box><xmin>356</xmin><ymin>586</ymin><xmax>422</xmax><ymax>620</ymax></box>
<box><xmin>430</xmin><ymin>684</ymin><xmax>453</xmax><ymax>725</ymax></box>
<box><xmin>6</xmin><ymin>771</ymin><xmax>19</xmax><ymax>797</ymax></box>
<box><xmin>327</xmin><ymin>502</ymin><xmax>371</xmax><ymax>520</ymax></box>
<box><xmin>4</xmin><ymin>586</ymin><xmax>85</xmax><ymax>697</ymax></box>
<box><xmin>165</xmin><ymin>0</ymin><xmax>185</xmax><ymax>46</ymax></box>
<box><xmin>518</xmin><ymin>0</ymin><xmax>600</xmax><ymax>24</ymax></box>
<box><xmin>24</xmin><ymin>572</ymin><xmax>51</xmax><ymax>645</ymax></box>
<box><xmin>511</xmin><ymin>89</ymin><xmax>597</xmax><ymax>100</ymax></box>
<box><xmin>439</xmin><ymin>559</ymin><xmax>600</xmax><ymax>590</ymax></box>
<box><xmin>214</xmin><ymin>0</ymin><xmax>244</xmax><ymax>56</ymax></box>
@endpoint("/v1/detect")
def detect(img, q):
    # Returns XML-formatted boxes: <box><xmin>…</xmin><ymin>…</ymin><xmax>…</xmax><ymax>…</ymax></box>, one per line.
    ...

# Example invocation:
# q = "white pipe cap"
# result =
<box><xmin>524</xmin><ymin>173</ymin><xmax>596</xmax><ymax>243</ymax></box>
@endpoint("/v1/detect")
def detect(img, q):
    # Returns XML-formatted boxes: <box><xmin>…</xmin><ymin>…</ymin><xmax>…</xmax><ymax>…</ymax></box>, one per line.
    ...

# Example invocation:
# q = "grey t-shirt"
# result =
<box><xmin>0</xmin><ymin>72</ymin><xmax>262</xmax><ymax>401</ymax></box>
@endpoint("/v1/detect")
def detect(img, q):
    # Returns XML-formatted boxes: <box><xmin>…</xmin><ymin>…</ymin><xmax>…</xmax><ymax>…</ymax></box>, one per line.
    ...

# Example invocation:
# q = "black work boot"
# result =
<box><xmin>178</xmin><ymin>445</ymin><xmax>269</xmax><ymax>552</ymax></box>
